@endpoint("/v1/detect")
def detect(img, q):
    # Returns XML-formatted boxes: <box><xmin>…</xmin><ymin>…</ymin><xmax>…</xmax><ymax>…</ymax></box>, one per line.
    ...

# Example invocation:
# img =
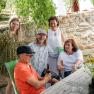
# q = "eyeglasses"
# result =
<box><xmin>25</xmin><ymin>54</ymin><xmax>32</xmax><ymax>57</ymax></box>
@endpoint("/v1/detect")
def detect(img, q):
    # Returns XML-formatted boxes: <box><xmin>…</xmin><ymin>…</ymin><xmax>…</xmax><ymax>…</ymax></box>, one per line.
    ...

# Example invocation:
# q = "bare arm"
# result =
<box><xmin>73</xmin><ymin>59</ymin><xmax>83</xmax><ymax>67</ymax></box>
<box><xmin>72</xmin><ymin>50</ymin><xmax>84</xmax><ymax>71</ymax></box>
<box><xmin>38</xmin><ymin>74</ymin><xmax>44</xmax><ymax>80</ymax></box>
<box><xmin>75</xmin><ymin>60</ymin><xmax>82</xmax><ymax>65</ymax></box>
<box><xmin>72</xmin><ymin>60</ymin><xmax>83</xmax><ymax>72</ymax></box>
<box><xmin>27</xmin><ymin>73</ymin><xmax>51</xmax><ymax>89</ymax></box>
<box><xmin>57</xmin><ymin>60</ymin><xmax>64</xmax><ymax>71</ymax></box>
<box><xmin>61</xmin><ymin>32</ymin><xmax>65</xmax><ymax>45</ymax></box>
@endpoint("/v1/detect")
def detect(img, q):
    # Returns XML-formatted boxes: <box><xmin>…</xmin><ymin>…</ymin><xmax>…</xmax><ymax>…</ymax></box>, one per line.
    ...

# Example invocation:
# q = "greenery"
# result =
<box><xmin>0</xmin><ymin>0</ymin><xmax>6</xmax><ymax>12</ymax></box>
<box><xmin>91</xmin><ymin>0</ymin><xmax>94</xmax><ymax>5</ymax></box>
<box><xmin>0</xmin><ymin>14</ymin><xmax>9</xmax><ymax>21</ymax></box>
<box><xmin>84</xmin><ymin>55</ymin><xmax>94</xmax><ymax>77</ymax></box>
<box><xmin>15</xmin><ymin>0</ymin><xmax>55</xmax><ymax>29</ymax></box>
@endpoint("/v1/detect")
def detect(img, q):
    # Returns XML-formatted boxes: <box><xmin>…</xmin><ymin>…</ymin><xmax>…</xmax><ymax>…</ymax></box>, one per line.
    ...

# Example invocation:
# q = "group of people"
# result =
<box><xmin>0</xmin><ymin>16</ymin><xmax>84</xmax><ymax>94</ymax></box>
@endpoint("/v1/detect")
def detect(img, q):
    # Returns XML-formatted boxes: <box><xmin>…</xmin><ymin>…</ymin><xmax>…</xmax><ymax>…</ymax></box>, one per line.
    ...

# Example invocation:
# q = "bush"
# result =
<box><xmin>0</xmin><ymin>0</ymin><xmax>6</xmax><ymax>12</ymax></box>
<box><xmin>15</xmin><ymin>0</ymin><xmax>55</xmax><ymax>29</ymax></box>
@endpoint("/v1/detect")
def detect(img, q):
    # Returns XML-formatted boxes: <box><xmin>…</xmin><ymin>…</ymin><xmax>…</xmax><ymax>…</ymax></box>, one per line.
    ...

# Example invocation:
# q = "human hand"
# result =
<box><xmin>51</xmin><ymin>78</ymin><xmax>59</xmax><ymax>83</ymax></box>
<box><xmin>38</xmin><ymin>76</ymin><xmax>44</xmax><ymax>80</ymax></box>
<box><xmin>72</xmin><ymin>64</ymin><xmax>78</xmax><ymax>72</ymax></box>
<box><xmin>44</xmin><ymin>73</ymin><xmax>51</xmax><ymax>82</ymax></box>
<box><xmin>57</xmin><ymin>64</ymin><xmax>64</xmax><ymax>71</ymax></box>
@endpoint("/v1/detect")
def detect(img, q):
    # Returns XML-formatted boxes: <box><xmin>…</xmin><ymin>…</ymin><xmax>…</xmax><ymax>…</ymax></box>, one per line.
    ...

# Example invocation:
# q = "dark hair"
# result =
<box><xmin>9</xmin><ymin>18</ymin><xmax>20</xmax><ymax>35</ymax></box>
<box><xmin>64</xmin><ymin>39</ymin><xmax>78</xmax><ymax>52</ymax></box>
<box><xmin>48</xmin><ymin>16</ymin><xmax>59</xmax><ymax>27</ymax></box>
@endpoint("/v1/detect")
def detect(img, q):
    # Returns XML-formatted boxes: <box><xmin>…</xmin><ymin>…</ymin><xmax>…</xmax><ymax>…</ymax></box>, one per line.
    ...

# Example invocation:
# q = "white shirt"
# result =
<box><xmin>58</xmin><ymin>49</ymin><xmax>84</xmax><ymax>71</ymax></box>
<box><xmin>48</xmin><ymin>28</ymin><xmax>63</xmax><ymax>57</ymax></box>
<box><xmin>28</xmin><ymin>43</ymin><xmax>54</xmax><ymax>75</ymax></box>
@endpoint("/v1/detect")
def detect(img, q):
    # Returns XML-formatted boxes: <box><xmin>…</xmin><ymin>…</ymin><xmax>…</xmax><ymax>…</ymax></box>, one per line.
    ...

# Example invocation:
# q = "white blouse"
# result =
<box><xmin>58</xmin><ymin>49</ymin><xmax>84</xmax><ymax>71</ymax></box>
<box><xmin>48</xmin><ymin>28</ymin><xmax>63</xmax><ymax>57</ymax></box>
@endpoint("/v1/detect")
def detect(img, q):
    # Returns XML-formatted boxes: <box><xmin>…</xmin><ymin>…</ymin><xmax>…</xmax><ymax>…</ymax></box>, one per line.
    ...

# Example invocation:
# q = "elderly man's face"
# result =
<box><xmin>19</xmin><ymin>53</ymin><xmax>32</xmax><ymax>63</ymax></box>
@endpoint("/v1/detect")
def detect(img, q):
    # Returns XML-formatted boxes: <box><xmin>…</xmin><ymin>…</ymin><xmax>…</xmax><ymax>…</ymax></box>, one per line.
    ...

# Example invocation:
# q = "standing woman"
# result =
<box><xmin>0</xmin><ymin>18</ymin><xmax>24</xmax><ymax>94</ymax></box>
<box><xmin>47</xmin><ymin>16</ymin><xmax>65</xmax><ymax>75</ymax></box>
<box><xmin>57</xmin><ymin>39</ymin><xmax>84</xmax><ymax>77</ymax></box>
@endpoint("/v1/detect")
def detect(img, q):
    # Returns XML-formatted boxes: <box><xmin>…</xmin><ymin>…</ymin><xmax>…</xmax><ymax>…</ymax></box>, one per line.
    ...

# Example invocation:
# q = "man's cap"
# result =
<box><xmin>37</xmin><ymin>28</ymin><xmax>47</xmax><ymax>35</ymax></box>
<box><xmin>17</xmin><ymin>46</ymin><xmax>35</xmax><ymax>55</ymax></box>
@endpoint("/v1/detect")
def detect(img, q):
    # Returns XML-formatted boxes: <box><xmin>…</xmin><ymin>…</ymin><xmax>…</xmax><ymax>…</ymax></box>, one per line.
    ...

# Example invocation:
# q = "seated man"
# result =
<box><xmin>14</xmin><ymin>46</ymin><xmax>51</xmax><ymax>94</ymax></box>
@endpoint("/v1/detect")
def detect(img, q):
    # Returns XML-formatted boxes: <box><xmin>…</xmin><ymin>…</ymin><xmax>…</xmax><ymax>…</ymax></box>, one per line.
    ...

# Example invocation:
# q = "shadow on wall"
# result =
<box><xmin>89</xmin><ymin>78</ymin><xmax>94</xmax><ymax>94</ymax></box>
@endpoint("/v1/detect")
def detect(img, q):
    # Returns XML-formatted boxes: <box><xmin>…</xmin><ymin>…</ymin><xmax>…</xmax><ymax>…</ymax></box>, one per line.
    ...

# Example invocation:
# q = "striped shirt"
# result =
<box><xmin>29</xmin><ymin>43</ymin><xmax>53</xmax><ymax>75</ymax></box>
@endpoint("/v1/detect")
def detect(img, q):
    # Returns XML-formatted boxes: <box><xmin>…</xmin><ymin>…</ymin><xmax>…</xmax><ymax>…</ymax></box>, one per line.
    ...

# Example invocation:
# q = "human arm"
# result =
<box><xmin>37</xmin><ymin>74</ymin><xmax>44</xmax><ymax>80</ymax></box>
<box><xmin>57</xmin><ymin>60</ymin><xmax>64</xmax><ymax>71</ymax></box>
<box><xmin>57</xmin><ymin>52</ymin><xmax>64</xmax><ymax>71</ymax></box>
<box><xmin>14</xmin><ymin>64</ymin><xmax>51</xmax><ymax>89</ymax></box>
<box><xmin>61</xmin><ymin>31</ymin><xmax>65</xmax><ymax>44</ymax></box>
<box><xmin>72</xmin><ymin>50</ymin><xmax>84</xmax><ymax>71</ymax></box>
<box><xmin>27</xmin><ymin>73</ymin><xmax>51</xmax><ymax>89</ymax></box>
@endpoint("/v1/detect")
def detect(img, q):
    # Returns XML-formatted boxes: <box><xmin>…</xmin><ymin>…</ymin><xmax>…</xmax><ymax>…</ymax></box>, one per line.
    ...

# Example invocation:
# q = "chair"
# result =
<box><xmin>5</xmin><ymin>59</ymin><xmax>19</xmax><ymax>94</ymax></box>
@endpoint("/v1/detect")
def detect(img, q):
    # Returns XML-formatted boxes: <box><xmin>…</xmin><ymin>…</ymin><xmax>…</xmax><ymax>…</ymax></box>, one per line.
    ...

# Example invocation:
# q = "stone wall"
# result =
<box><xmin>58</xmin><ymin>10</ymin><xmax>94</xmax><ymax>50</ymax></box>
<box><xmin>1</xmin><ymin>10</ymin><xmax>94</xmax><ymax>53</ymax></box>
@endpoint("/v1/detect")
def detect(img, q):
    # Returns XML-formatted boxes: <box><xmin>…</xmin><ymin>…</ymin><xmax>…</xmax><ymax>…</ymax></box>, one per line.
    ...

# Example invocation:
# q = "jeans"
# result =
<box><xmin>64</xmin><ymin>71</ymin><xmax>72</xmax><ymax>77</ymax></box>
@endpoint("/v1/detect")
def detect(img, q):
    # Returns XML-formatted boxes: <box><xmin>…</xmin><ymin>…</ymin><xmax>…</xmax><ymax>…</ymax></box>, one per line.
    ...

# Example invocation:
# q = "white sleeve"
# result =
<box><xmin>76</xmin><ymin>49</ymin><xmax>84</xmax><ymax>62</ymax></box>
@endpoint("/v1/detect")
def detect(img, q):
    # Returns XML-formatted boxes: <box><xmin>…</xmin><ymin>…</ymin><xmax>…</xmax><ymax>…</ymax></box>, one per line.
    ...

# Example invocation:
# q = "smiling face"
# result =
<box><xmin>49</xmin><ymin>19</ymin><xmax>59</xmax><ymax>31</ymax></box>
<box><xmin>50</xmin><ymin>19</ymin><xmax>58</xmax><ymax>29</ymax></box>
<box><xmin>64</xmin><ymin>42</ymin><xmax>73</xmax><ymax>53</ymax></box>
<box><xmin>64</xmin><ymin>39</ymin><xmax>78</xmax><ymax>54</ymax></box>
<box><xmin>10</xmin><ymin>20</ymin><xmax>20</xmax><ymax>32</ymax></box>
<box><xmin>36</xmin><ymin>33</ymin><xmax>47</xmax><ymax>45</ymax></box>
<box><xmin>19</xmin><ymin>53</ymin><xmax>32</xmax><ymax>64</ymax></box>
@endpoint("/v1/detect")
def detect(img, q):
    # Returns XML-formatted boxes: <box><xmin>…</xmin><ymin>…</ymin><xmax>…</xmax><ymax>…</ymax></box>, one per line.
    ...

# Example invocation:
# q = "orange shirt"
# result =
<box><xmin>14</xmin><ymin>62</ymin><xmax>45</xmax><ymax>94</ymax></box>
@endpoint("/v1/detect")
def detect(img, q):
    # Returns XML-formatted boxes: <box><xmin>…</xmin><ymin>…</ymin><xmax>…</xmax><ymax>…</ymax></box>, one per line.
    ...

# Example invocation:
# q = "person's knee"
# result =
<box><xmin>6</xmin><ymin>77</ymin><xmax>12</xmax><ymax>88</ymax></box>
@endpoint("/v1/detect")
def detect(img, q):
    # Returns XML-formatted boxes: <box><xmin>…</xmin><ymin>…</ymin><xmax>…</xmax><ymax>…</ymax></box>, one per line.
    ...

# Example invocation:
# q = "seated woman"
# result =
<box><xmin>57</xmin><ymin>39</ymin><xmax>84</xmax><ymax>78</ymax></box>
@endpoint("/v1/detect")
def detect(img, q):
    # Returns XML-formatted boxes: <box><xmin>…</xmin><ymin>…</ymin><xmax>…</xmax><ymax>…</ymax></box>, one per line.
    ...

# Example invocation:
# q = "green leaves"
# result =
<box><xmin>0</xmin><ymin>0</ymin><xmax>6</xmax><ymax>12</ymax></box>
<box><xmin>15</xmin><ymin>0</ymin><xmax>55</xmax><ymax>29</ymax></box>
<box><xmin>91</xmin><ymin>0</ymin><xmax>94</xmax><ymax>5</ymax></box>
